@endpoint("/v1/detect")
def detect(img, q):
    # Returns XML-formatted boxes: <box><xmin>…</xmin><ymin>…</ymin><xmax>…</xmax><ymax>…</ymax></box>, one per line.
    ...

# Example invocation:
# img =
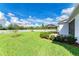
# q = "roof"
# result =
<box><xmin>58</xmin><ymin>19</ymin><xmax>68</xmax><ymax>24</ymax></box>
<box><xmin>68</xmin><ymin>4</ymin><xmax>79</xmax><ymax>22</ymax></box>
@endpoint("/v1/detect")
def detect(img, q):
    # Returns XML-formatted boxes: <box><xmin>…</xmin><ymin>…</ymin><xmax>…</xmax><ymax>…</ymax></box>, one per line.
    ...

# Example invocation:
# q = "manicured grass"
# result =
<box><xmin>0</xmin><ymin>32</ymin><xmax>79</xmax><ymax>56</ymax></box>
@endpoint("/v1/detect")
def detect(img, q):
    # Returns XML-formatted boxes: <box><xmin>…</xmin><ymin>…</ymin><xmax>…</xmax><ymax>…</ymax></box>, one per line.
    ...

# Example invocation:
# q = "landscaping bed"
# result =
<box><xmin>40</xmin><ymin>32</ymin><xmax>79</xmax><ymax>48</ymax></box>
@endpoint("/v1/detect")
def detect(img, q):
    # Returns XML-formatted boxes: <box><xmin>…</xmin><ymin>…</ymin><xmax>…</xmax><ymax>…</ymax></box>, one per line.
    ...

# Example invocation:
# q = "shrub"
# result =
<box><xmin>49</xmin><ymin>34</ymin><xmax>55</xmax><ymax>40</ymax></box>
<box><xmin>66</xmin><ymin>35</ymin><xmax>77</xmax><ymax>44</ymax></box>
<box><xmin>54</xmin><ymin>35</ymin><xmax>64</xmax><ymax>42</ymax></box>
<box><xmin>53</xmin><ymin>35</ymin><xmax>77</xmax><ymax>44</ymax></box>
<box><xmin>40</xmin><ymin>32</ymin><xmax>52</xmax><ymax>39</ymax></box>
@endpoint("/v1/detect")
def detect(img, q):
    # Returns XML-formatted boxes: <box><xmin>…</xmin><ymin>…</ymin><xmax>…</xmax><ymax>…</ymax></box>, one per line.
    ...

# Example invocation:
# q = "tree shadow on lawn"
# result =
<box><xmin>53</xmin><ymin>41</ymin><xmax>79</xmax><ymax>56</ymax></box>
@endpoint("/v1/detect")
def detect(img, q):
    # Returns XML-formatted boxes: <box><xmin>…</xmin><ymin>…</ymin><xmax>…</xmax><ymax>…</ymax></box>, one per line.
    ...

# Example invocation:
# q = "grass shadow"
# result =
<box><xmin>53</xmin><ymin>41</ymin><xmax>79</xmax><ymax>56</ymax></box>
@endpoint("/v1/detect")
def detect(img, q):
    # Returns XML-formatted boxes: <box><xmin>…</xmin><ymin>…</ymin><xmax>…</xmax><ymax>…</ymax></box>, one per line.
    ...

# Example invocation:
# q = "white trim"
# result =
<box><xmin>68</xmin><ymin>17</ymin><xmax>74</xmax><ymax>23</ymax></box>
<box><xmin>68</xmin><ymin>13</ymin><xmax>79</xmax><ymax>23</ymax></box>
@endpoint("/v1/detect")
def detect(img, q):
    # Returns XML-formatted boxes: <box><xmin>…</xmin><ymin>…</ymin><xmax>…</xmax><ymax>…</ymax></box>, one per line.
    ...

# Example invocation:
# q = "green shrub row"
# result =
<box><xmin>40</xmin><ymin>32</ymin><xmax>54</xmax><ymax>40</ymax></box>
<box><xmin>40</xmin><ymin>32</ymin><xmax>77</xmax><ymax>44</ymax></box>
<box><xmin>53</xmin><ymin>35</ymin><xmax>77</xmax><ymax>44</ymax></box>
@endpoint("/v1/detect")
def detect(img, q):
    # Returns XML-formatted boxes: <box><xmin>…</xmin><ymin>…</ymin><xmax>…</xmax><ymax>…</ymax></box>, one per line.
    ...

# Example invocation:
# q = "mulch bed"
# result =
<box><xmin>74</xmin><ymin>43</ymin><xmax>79</xmax><ymax>47</ymax></box>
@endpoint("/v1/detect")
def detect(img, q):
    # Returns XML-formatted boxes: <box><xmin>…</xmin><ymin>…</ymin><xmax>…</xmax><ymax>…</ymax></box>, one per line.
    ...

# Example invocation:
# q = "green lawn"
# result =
<box><xmin>0</xmin><ymin>32</ymin><xmax>79</xmax><ymax>56</ymax></box>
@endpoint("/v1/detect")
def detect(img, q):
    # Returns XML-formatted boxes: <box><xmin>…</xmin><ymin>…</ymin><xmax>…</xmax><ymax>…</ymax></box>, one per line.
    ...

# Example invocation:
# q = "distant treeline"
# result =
<box><xmin>0</xmin><ymin>24</ymin><xmax>57</xmax><ymax>30</ymax></box>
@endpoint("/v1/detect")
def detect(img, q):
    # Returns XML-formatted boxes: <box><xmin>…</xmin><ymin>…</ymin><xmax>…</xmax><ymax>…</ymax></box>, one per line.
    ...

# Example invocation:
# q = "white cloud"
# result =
<box><xmin>29</xmin><ymin>16</ymin><xmax>32</xmax><ymax>18</ymax></box>
<box><xmin>0</xmin><ymin>12</ymin><xmax>57</xmax><ymax>27</ymax></box>
<box><xmin>8</xmin><ymin>13</ymin><xmax>15</xmax><ymax>17</ymax></box>
<box><xmin>7</xmin><ymin>12</ymin><xmax>20</xmax><ymax>24</ymax></box>
<box><xmin>61</xmin><ymin>7</ymin><xmax>75</xmax><ymax>15</ymax></box>
<box><xmin>0</xmin><ymin>11</ymin><xmax>58</xmax><ymax>27</ymax></box>
<box><xmin>26</xmin><ymin>17</ymin><xmax>55</xmax><ymax>25</ymax></box>
<box><xmin>4</xmin><ymin>21</ymin><xmax>10</xmax><ymax>27</ymax></box>
<box><xmin>0</xmin><ymin>11</ymin><xmax>9</xmax><ymax>28</ymax></box>
<box><xmin>20</xmin><ymin>19</ymin><xmax>32</xmax><ymax>25</ymax></box>
<box><xmin>26</xmin><ymin>23</ymin><xmax>41</xmax><ymax>27</ymax></box>
<box><xmin>10</xmin><ymin>17</ymin><xmax>19</xmax><ymax>23</ymax></box>
<box><xmin>16</xmin><ymin>16</ymin><xmax>57</xmax><ymax>26</ymax></box>
<box><xmin>56</xmin><ymin>14</ymin><xmax>69</xmax><ymax>21</ymax></box>
<box><xmin>56</xmin><ymin>6</ymin><xmax>75</xmax><ymax>21</ymax></box>
<box><xmin>44</xmin><ymin>17</ymin><xmax>53</xmax><ymax>21</ymax></box>
<box><xmin>0</xmin><ymin>11</ymin><xmax>5</xmax><ymax>20</ymax></box>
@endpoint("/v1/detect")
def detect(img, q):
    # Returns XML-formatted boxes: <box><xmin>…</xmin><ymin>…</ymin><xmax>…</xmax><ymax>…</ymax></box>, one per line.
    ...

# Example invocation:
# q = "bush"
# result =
<box><xmin>54</xmin><ymin>35</ymin><xmax>64</xmax><ymax>42</ymax></box>
<box><xmin>40</xmin><ymin>32</ymin><xmax>55</xmax><ymax>41</ymax></box>
<box><xmin>49</xmin><ymin>34</ymin><xmax>55</xmax><ymax>40</ymax></box>
<box><xmin>53</xmin><ymin>35</ymin><xmax>77</xmax><ymax>44</ymax></box>
<box><xmin>66</xmin><ymin>35</ymin><xmax>77</xmax><ymax>44</ymax></box>
<box><xmin>40</xmin><ymin>32</ymin><xmax>52</xmax><ymax>39</ymax></box>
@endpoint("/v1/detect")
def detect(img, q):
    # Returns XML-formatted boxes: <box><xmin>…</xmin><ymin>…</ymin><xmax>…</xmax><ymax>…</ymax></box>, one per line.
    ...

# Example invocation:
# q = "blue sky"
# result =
<box><xmin>0</xmin><ymin>3</ymin><xmax>75</xmax><ymax>26</ymax></box>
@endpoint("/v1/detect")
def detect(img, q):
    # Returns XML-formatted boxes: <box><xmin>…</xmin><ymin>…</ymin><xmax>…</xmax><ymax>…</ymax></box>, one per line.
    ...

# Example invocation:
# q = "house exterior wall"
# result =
<box><xmin>75</xmin><ymin>14</ymin><xmax>79</xmax><ymax>43</ymax></box>
<box><xmin>58</xmin><ymin>23</ymin><xmax>69</xmax><ymax>36</ymax></box>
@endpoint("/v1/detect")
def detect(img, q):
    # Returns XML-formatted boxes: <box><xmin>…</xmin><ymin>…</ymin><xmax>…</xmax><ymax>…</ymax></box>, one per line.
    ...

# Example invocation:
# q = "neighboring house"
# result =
<box><xmin>46</xmin><ymin>24</ymin><xmax>56</xmax><ymax>27</ymax></box>
<box><xmin>58</xmin><ymin>5</ymin><xmax>79</xmax><ymax>44</ymax></box>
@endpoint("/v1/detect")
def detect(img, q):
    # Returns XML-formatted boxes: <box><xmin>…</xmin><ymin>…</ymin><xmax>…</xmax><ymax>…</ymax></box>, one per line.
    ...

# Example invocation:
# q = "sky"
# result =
<box><xmin>0</xmin><ymin>3</ymin><xmax>75</xmax><ymax>27</ymax></box>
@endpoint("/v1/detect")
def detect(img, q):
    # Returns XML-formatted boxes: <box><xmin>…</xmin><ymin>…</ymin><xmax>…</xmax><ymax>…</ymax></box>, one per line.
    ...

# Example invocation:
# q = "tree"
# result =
<box><xmin>8</xmin><ymin>23</ymin><xmax>20</xmax><ymax>30</ymax></box>
<box><xmin>0</xmin><ymin>24</ymin><xmax>3</xmax><ymax>30</ymax></box>
<box><xmin>8</xmin><ymin>24</ymin><xmax>14</xmax><ymax>30</ymax></box>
